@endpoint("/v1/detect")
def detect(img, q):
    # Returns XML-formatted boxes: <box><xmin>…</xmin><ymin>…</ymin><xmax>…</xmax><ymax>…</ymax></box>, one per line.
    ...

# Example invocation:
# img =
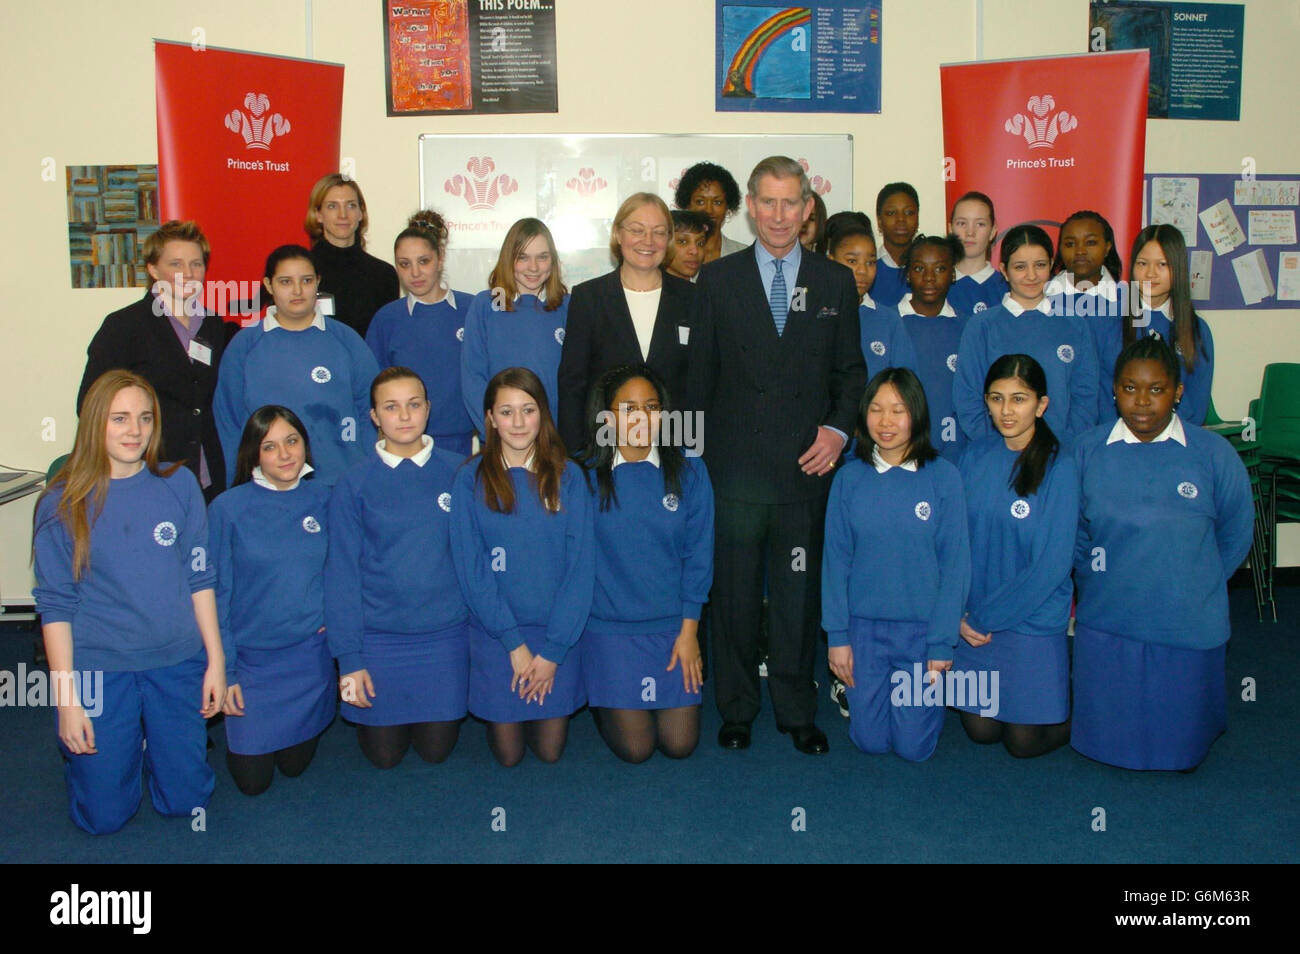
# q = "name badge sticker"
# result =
<box><xmin>317</xmin><ymin>294</ymin><xmax>335</xmax><ymax>316</ymax></box>
<box><xmin>188</xmin><ymin>339</ymin><xmax>213</xmax><ymax>365</ymax></box>
<box><xmin>678</xmin><ymin>325</ymin><xmax>690</xmax><ymax>345</ymax></box>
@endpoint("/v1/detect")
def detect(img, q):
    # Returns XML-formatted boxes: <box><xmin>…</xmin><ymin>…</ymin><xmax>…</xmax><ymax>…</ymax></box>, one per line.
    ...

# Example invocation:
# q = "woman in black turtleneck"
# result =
<box><xmin>304</xmin><ymin>173</ymin><xmax>399</xmax><ymax>339</ymax></box>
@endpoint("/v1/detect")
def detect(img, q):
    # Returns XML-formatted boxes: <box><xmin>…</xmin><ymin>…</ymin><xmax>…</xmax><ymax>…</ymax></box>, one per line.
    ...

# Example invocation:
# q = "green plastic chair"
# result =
<box><xmin>1253</xmin><ymin>365</ymin><xmax>1300</xmax><ymax>618</ymax></box>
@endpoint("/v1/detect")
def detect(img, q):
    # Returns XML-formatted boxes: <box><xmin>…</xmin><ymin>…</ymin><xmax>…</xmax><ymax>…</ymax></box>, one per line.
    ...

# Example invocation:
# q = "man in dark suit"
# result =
<box><xmin>689</xmin><ymin>157</ymin><xmax>866</xmax><ymax>754</ymax></box>
<box><xmin>556</xmin><ymin>194</ymin><xmax>696</xmax><ymax>453</ymax></box>
<box><xmin>77</xmin><ymin>221</ymin><xmax>228</xmax><ymax>501</ymax></box>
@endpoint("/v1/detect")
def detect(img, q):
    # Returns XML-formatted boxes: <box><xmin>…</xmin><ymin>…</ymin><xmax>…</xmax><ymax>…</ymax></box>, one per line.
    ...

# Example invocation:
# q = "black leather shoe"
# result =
<box><xmin>718</xmin><ymin>722</ymin><xmax>751</xmax><ymax>750</ymax></box>
<box><xmin>779</xmin><ymin>723</ymin><xmax>829</xmax><ymax>755</ymax></box>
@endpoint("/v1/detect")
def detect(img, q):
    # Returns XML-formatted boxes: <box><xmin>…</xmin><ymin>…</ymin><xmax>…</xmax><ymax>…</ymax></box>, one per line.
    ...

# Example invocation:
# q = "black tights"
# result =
<box><xmin>357</xmin><ymin>720</ymin><xmax>462</xmax><ymax>769</ymax></box>
<box><xmin>593</xmin><ymin>706</ymin><xmax>701</xmax><ymax>763</ymax></box>
<box><xmin>485</xmin><ymin>716</ymin><xmax>571</xmax><ymax>767</ymax></box>
<box><xmin>959</xmin><ymin>710</ymin><xmax>1071</xmax><ymax>759</ymax></box>
<box><xmin>226</xmin><ymin>732</ymin><xmax>323</xmax><ymax>796</ymax></box>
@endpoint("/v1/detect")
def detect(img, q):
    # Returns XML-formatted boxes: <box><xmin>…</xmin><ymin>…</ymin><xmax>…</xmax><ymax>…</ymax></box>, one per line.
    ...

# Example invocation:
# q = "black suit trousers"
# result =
<box><xmin>711</xmin><ymin>493</ymin><xmax>827</xmax><ymax>727</ymax></box>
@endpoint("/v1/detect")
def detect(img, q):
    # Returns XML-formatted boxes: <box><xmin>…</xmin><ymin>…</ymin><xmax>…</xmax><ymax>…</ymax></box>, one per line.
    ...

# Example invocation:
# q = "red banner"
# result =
<box><xmin>940</xmin><ymin>51</ymin><xmax>1148</xmax><ymax>273</ymax></box>
<box><xmin>155</xmin><ymin>41</ymin><xmax>344</xmax><ymax>317</ymax></box>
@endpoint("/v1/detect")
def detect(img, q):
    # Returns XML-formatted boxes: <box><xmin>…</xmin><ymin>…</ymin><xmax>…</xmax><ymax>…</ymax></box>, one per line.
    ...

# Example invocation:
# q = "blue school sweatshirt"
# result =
<box><xmin>859</xmin><ymin>300</ymin><xmax>918</xmax><ymax>380</ymax></box>
<box><xmin>460</xmin><ymin>290</ymin><xmax>569</xmax><ymax>435</ymax></box>
<box><xmin>324</xmin><ymin>445</ymin><xmax>469</xmax><ymax>675</ymax></box>
<box><xmin>1093</xmin><ymin>307</ymin><xmax>1215</xmax><ymax>427</ymax></box>
<box><xmin>958</xmin><ymin>436</ymin><xmax>1078</xmax><ymax>636</ymax></box>
<box><xmin>821</xmin><ymin>454</ymin><xmax>970</xmax><ymax>659</ymax></box>
<box><xmin>870</xmin><ymin>254</ymin><xmax>907</xmax><ymax>308</ymax></box>
<box><xmin>948</xmin><ymin>266</ymin><xmax>1008</xmax><ymax>316</ymax></box>
<box><xmin>365</xmin><ymin>292</ymin><xmax>476</xmax><ymax>446</ymax></box>
<box><xmin>586</xmin><ymin>453</ymin><xmax>714</xmax><ymax>634</ymax></box>
<box><xmin>1072</xmin><ymin>420</ymin><xmax>1253</xmax><ymax>650</ymax></box>
<box><xmin>449</xmin><ymin>458</ymin><xmax>594</xmax><ymax>664</ymax></box>
<box><xmin>33</xmin><ymin>466</ymin><xmax>214</xmax><ymax>671</ymax></box>
<box><xmin>955</xmin><ymin>301</ymin><xmax>1099</xmax><ymax>444</ymax></box>
<box><xmin>901</xmin><ymin>305</ymin><xmax>968</xmax><ymax>464</ymax></box>
<box><xmin>215</xmin><ymin>314</ymin><xmax>380</xmax><ymax>487</ymax></box>
<box><xmin>207</xmin><ymin>478</ymin><xmax>330</xmax><ymax>680</ymax></box>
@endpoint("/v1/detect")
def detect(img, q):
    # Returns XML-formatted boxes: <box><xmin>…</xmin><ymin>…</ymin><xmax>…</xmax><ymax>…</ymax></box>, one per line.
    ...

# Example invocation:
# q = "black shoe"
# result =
<box><xmin>718</xmin><ymin>722</ymin><xmax>751</xmax><ymax>750</ymax></box>
<box><xmin>779</xmin><ymin>723</ymin><xmax>829</xmax><ymax>755</ymax></box>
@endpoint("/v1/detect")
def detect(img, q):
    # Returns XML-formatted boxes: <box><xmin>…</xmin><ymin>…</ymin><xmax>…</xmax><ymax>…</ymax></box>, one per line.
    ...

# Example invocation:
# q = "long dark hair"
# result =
<box><xmin>853</xmin><ymin>367</ymin><xmax>938</xmax><ymax>467</ymax></box>
<box><xmin>579</xmin><ymin>364</ymin><xmax>685</xmax><ymax>512</ymax></box>
<box><xmin>1053</xmin><ymin>209</ymin><xmax>1122</xmax><ymax>282</ymax></box>
<box><xmin>983</xmin><ymin>355</ymin><xmax>1058</xmax><ymax>497</ymax></box>
<box><xmin>233</xmin><ymin>405</ymin><xmax>315</xmax><ymax>487</ymax></box>
<box><xmin>473</xmin><ymin>367</ymin><xmax>568</xmax><ymax>514</ymax></box>
<box><xmin>1124</xmin><ymin>224</ymin><xmax>1203</xmax><ymax>372</ymax></box>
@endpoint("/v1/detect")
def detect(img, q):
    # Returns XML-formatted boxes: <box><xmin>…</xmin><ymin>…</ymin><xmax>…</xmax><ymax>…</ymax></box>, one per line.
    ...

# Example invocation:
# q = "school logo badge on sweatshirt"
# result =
<box><xmin>946</xmin><ymin>354</ymin><xmax>958</xmax><ymax>373</ymax></box>
<box><xmin>662</xmin><ymin>494</ymin><xmax>680</xmax><ymax>512</ymax></box>
<box><xmin>1177</xmin><ymin>481</ymin><xmax>1199</xmax><ymax>499</ymax></box>
<box><xmin>973</xmin><ymin>302</ymin><xmax>987</xmax><ymax>313</ymax></box>
<box><xmin>553</xmin><ymin>327</ymin><xmax>565</xmax><ymax>346</ymax></box>
<box><xmin>1011</xmin><ymin>499</ymin><xmax>1031</xmax><ymax>519</ymax></box>
<box><xmin>1056</xmin><ymin>344</ymin><xmax>1074</xmax><ymax>363</ymax></box>
<box><xmin>438</xmin><ymin>492</ymin><xmax>452</xmax><ymax>512</ymax></box>
<box><xmin>914</xmin><ymin>501</ymin><xmax>931</xmax><ymax>521</ymax></box>
<box><xmin>302</xmin><ymin>515</ymin><xmax>321</xmax><ymax>533</ymax></box>
<box><xmin>870</xmin><ymin>340</ymin><xmax>886</xmax><ymax>356</ymax></box>
<box><xmin>153</xmin><ymin>521</ymin><xmax>178</xmax><ymax>546</ymax></box>
<box><xmin>311</xmin><ymin>366</ymin><xmax>332</xmax><ymax>383</ymax></box>
<box><xmin>456</xmin><ymin>327</ymin><xmax>465</xmax><ymax>342</ymax></box>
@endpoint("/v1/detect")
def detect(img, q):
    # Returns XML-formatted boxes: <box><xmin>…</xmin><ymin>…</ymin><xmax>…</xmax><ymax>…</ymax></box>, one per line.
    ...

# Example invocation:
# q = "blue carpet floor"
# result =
<box><xmin>2</xmin><ymin>585</ymin><xmax>1296</xmax><ymax>864</ymax></box>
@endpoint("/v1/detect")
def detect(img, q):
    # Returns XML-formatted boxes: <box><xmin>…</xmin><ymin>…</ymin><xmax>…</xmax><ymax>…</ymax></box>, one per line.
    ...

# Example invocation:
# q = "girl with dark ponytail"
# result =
<box><xmin>952</xmin><ymin>353</ymin><xmax>1077</xmax><ymax>757</ymax></box>
<box><xmin>365</xmin><ymin>209</ymin><xmax>477</xmax><ymax>457</ymax></box>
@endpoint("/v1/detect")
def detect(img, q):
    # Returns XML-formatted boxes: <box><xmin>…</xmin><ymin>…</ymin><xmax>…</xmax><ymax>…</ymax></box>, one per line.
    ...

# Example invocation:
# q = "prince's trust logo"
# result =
<box><xmin>224</xmin><ymin>93</ymin><xmax>291</xmax><ymax>150</ymax></box>
<box><xmin>444</xmin><ymin>157</ymin><xmax>519</xmax><ymax>211</ymax></box>
<box><xmin>1005</xmin><ymin>95</ymin><xmax>1078</xmax><ymax>148</ymax></box>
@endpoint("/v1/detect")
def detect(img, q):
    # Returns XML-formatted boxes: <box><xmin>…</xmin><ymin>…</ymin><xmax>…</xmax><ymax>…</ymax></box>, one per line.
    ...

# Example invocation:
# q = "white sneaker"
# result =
<box><xmin>830</xmin><ymin>678</ymin><xmax>849</xmax><ymax>718</ymax></box>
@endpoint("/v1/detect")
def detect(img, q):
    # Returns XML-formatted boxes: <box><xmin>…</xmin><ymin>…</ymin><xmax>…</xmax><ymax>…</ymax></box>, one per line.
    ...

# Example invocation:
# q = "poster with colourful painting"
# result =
<box><xmin>67</xmin><ymin>165</ymin><xmax>159</xmax><ymax>289</ymax></box>
<box><xmin>716</xmin><ymin>0</ymin><xmax>881</xmax><ymax>113</ymax></box>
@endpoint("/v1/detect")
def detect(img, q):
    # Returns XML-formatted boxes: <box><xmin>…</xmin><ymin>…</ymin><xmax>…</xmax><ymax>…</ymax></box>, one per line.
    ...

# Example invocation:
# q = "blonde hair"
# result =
<box><xmin>38</xmin><ymin>371</ymin><xmax>178</xmax><ymax>579</ymax></box>
<box><xmin>487</xmin><ymin>218</ymin><xmax>567</xmax><ymax>312</ymax></box>
<box><xmin>304</xmin><ymin>174</ymin><xmax>369</xmax><ymax>249</ymax></box>
<box><xmin>143</xmin><ymin>220</ymin><xmax>210</xmax><ymax>266</ymax></box>
<box><xmin>609</xmin><ymin>193</ymin><xmax>675</xmax><ymax>270</ymax></box>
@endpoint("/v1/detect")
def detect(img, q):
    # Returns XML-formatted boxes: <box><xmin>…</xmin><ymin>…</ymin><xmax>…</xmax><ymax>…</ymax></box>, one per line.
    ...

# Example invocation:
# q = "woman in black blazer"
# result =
<box><xmin>557</xmin><ymin>193</ymin><xmax>696</xmax><ymax>452</ymax></box>
<box><xmin>77</xmin><ymin>220</ymin><xmax>228</xmax><ymax>500</ymax></box>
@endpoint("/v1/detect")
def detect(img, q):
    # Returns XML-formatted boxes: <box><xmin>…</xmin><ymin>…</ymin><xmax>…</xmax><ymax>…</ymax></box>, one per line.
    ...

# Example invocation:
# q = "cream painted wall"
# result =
<box><xmin>1</xmin><ymin>0</ymin><xmax>1298</xmax><ymax>594</ymax></box>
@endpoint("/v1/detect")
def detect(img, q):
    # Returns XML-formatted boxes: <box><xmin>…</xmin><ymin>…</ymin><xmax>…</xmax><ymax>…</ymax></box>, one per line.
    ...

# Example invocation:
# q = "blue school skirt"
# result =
<box><xmin>581</xmin><ymin>628</ymin><xmax>702</xmax><ymax>710</ymax></box>
<box><xmin>226</xmin><ymin>629</ymin><xmax>336</xmax><ymax>755</ymax></box>
<box><xmin>469</xmin><ymin>623</ymin><xmax>585</xmax><ymax>722</ymax></box>
<box><xmin>1071</xmin><ymin>623</ymin><xmax>1226</xmax><ymax>771</ymax></box>
<box><xmin>950</xmin><ymin>628</ymin><xmax>1069</xmax><ymax>725</ymax></box>
<box><xmin>341</xmin><ymin>621</ymin><xmax>471</xmax><ymax>726</ymax></box>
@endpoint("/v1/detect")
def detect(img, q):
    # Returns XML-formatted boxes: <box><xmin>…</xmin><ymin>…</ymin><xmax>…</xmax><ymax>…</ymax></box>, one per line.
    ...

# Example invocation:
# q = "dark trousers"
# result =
<box><xmin>711</xmin><ymin>494</ymin><xmax>826</xmax><ymax>727</ymax></box>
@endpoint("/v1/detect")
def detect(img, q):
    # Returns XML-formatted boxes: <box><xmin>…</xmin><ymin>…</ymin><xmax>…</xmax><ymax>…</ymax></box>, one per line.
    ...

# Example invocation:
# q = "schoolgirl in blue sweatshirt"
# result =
<box><xmin>365</xmin><ymin>210</ymin><xmax>476</xmax><ymax>457</ymax></box>
<box><xmin>215</xmin><ymin>245</ymin><xmax>379</xmax><ymax>488</ymax></box>
<box><xmin>325</xmin><ymin>367</ymin><xmax>472</xmax><ymax>769</ymax></box>
<box><xmin>897</xmin><ymin>234</ymin><xmax>966</xmax><ymax>463</ymax></box>
<box><xmin>953</xmin><ymin>355</ymin><xmax>1077</xmax><ymax>758</ymax></box>
<box><xmin>33</xmin><ymin>371</ymin><xmax>223</xmax><ymax>835</ymax></box>
<box><xmin>450</xmin><ymin>366</ymin><xmax>594</xmax><ymax>767</ymax></box>
<box><xmin>1072</xmin><ymin>338</ymin><xmax>1251</xmax><ymax>771</ymax></box>
<box><xmin>822</xmin><ymin>213</ymin><xmax>918</xmax><ymax>379</ymax></box>
<box><xmin>946</xmin><ymin>191</ymin><xmax>1008</xmax><ymax>316</ymax></box>
<box><xmin>1094</xmin><ymin>224</ymin><xmax>1215</xmax><ymax>427</ymax></box>
<box><xmin>577</xmin><ymin>364</ymin><xmax>713</xmax><ymax>763</ymax></box>
<box><xmin>822</xmin><ymin>367</ymin><xmax>970</xmax><ymax>761</ymax></box>
<box><xmin>870</xmin><ymin>183</ymin><xmax>920</xmax><ymax>308</ymax></box>
<box><xmin>955</xmin><ymin>226</ymin><xmax>1099</xmax><ymax>445</ymax></box>
<box><xmin>207</xmin><ymin>405</ymin><xmax>333</xmax><ymax>795</ymax></box>
<box><xmin>460</xmin><ymin>218</ymin><xmax>570</xmax><ymax>436</ymax></box>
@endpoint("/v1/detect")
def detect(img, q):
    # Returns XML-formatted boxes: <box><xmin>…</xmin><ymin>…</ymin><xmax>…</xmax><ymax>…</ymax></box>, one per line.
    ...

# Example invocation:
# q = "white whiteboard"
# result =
<box><xmin>418</xmin><ymin>133</ymin><xmax>853</xmax><ymax>290</ymax></box>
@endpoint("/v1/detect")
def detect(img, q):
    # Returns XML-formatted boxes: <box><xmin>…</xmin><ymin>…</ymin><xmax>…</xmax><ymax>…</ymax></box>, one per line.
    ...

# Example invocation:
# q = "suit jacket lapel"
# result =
<box><xmin>738</xmin><ymin>249</ymin><xmax>781</xmax><ymax>351</ymax></box>
<box><xmin>601</xmin><ymin>270</ymin><xmax>643</xmax><ymax>360</ymax></box>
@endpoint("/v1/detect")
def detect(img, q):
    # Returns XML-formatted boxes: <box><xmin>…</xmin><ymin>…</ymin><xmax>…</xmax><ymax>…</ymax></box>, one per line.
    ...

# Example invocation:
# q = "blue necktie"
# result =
<box><xmin>770</xmin><ymin>258</ymin><xmax>787</xmax><ymax>335</ymax></box>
